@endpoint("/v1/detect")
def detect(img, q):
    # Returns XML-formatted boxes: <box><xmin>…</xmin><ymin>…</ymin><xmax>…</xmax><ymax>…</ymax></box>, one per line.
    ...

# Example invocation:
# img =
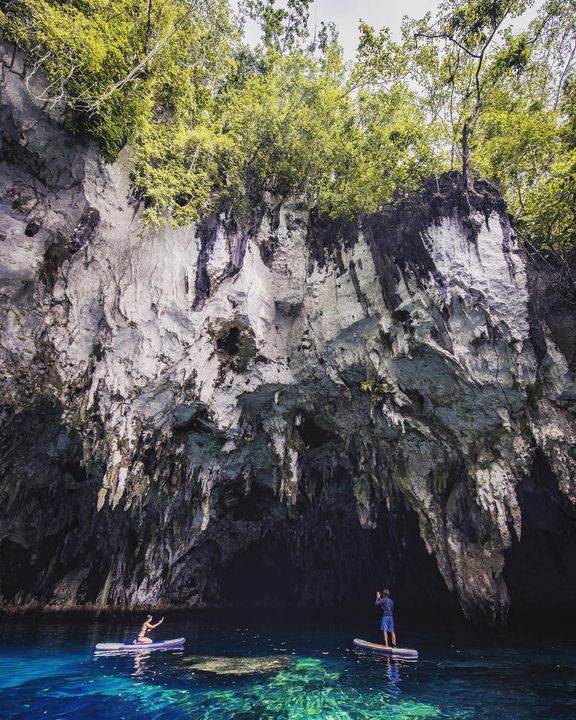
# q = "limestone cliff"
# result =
<box><xmin>1</xmin><ymin>44</ymin><xmax>576</xmax><ymax>624</ymax></box>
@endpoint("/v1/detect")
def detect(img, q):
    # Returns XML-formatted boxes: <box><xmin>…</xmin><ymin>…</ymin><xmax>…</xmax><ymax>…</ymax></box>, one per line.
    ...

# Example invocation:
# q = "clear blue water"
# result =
<box><xmin>1</xmin><ymin>614</ymin><xmax>575</xmax><ymax>719</ymax></box>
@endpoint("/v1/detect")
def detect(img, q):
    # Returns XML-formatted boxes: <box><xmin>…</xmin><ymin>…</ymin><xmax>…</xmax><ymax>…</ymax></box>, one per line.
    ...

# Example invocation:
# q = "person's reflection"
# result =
<box><xmin>132</xmin><ymin>649</ymin><xmax>152</xmax><ymax>676</ymax></box>
<box><xmin>384</xmin><ymin>655</ymin><xmax>401</xmax><ymax>697</ymax></box>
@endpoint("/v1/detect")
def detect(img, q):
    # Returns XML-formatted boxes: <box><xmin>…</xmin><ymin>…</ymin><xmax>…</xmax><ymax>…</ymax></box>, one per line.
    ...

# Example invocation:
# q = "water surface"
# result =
<box><xmin>1</xmin><ymin>614</ymin><xmax>574</xmax><ymax>719</ymax></box>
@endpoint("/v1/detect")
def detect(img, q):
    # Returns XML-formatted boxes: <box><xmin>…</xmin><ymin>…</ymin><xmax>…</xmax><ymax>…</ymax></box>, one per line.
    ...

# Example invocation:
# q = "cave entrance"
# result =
<box><xmin>217</xmin><ymin>503</ymin><xmax>456</xmax><ymax>617</ymax></box>
<box><xmin>298</xmin><ymin>413</ymin><xmax>332</xmax><ymax>449</ymax></box>
<box><xmin>504</xmin><ymin>452</ymin><xmax>576</xmax><ymax>626</ymax></box>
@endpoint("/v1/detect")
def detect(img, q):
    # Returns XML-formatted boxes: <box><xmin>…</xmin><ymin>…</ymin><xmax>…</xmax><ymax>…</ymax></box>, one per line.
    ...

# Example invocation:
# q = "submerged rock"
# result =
<box><xmin>0</xmin><ymin>42</ymin><xmax>576</xmax><ymax>625</ymax></box>
<box><xmin>181</xmin><ymin>655</ymin><xmax>293</xmax><ymax>676</ymax></box>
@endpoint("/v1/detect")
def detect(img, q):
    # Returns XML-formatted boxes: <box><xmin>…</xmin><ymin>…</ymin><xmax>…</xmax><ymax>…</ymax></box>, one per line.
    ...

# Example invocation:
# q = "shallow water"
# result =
<box><xmin>1</xmin><ymin>614</ymin><xmax>575</xmax><ymax>719</ymax></box>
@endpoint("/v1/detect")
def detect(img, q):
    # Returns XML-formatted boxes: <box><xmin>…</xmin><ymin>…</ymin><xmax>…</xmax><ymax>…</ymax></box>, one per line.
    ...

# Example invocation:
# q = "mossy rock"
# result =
<box><xmin>181</xmin><ymin>654</ymin><xmax>293</xmax><ymax>676</ymax></box>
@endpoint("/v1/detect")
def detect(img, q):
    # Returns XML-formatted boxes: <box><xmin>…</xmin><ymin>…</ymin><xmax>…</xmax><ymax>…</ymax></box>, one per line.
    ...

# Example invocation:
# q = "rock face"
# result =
<box><xmin>1</xmin><ymin>45</ymin><xmax>576</xmax><ymax>625</ymax></box>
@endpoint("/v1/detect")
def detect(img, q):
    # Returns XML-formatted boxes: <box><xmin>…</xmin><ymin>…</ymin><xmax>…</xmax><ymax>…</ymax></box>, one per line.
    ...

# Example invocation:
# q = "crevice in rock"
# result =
<box><xmin>348</xmin><ymin>259</ymin><xmax>370</xmax><ymax>318</ymax></box>
<box><xmin>213</xmin><ymin>321</ymin><xmax>257</xmax><ymax>373</ymax></box>
<box><xmin>217</xmin><ymin>326</ymin><xmax>240</xmax><ymax>356</ymax></box>
<box><xmin>298</xmin><ymin>414</ymin><xmax>333</xmax><ymax>450</ymax></box>
<box><xmin>192</xmin><ymin>214</ymin><xmax>219</xmax><ymax>310</ymax></box>
<box><xmin>193</xmin><ymin>208</ymin><xmax>264</xmax><ymax>310</ymax></box>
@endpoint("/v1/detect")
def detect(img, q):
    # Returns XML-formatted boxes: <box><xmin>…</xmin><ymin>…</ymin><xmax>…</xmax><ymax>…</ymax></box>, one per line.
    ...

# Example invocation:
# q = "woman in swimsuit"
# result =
<box><xmin>135</xmin><ymin>614</ymin><xmax>164</xmax><ymax>644</ymax></box>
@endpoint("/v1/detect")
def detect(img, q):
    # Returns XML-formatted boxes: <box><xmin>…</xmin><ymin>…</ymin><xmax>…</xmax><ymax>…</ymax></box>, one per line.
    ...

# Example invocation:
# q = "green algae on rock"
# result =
<box><xmin>181</xmin><ymin>655</ymin><xmax>293</xmax><ymax>676</ymax></box>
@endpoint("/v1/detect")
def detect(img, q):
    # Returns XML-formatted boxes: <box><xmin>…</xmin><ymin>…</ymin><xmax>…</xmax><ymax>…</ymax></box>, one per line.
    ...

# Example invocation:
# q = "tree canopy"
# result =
<box><xmin>1</xmin><ymin>0</ymin><xmax>575</xmax><ymax>252</ymax></box>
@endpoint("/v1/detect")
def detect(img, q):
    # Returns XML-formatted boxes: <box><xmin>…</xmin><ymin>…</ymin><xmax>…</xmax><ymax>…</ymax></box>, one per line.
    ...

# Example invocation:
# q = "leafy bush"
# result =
<box><xmin>1</xmin><ymin>0</ymin><xmax>237</xmax><ymax>225</ymax></box>
<box><xmin>1</xmin><ymin>0</ymin><xmax>575</xmax><ymax>255</ymax></box>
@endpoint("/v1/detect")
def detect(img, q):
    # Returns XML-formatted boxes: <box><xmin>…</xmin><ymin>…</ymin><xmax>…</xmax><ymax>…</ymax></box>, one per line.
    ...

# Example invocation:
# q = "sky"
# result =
<box><xmin>236</xmin><ymin>0</ymin><xmax>546</xmax><ymax>59</ymax></box>
<box><xmin>311</xmin><ymin>0</ymin><xmax>444</xmax><ymax>55</ymax></box>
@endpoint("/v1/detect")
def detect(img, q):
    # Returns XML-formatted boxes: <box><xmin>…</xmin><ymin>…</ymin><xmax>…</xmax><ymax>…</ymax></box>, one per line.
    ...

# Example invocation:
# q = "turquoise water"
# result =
<box><xmin>1</xmin><ymin>615</ymin><xmax>575</xmax><ymax>719</ymax></box>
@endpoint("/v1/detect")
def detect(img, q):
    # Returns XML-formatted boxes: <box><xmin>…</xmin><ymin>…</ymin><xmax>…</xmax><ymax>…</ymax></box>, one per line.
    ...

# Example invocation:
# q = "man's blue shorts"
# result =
<box><xmin>381</xmin><ymin>615</ymin><xmax>395</xmax><ymax>632</ymax></box>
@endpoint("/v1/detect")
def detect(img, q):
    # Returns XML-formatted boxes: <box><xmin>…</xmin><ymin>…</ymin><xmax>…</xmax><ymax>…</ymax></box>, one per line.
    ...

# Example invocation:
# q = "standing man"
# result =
<box><xmin>375</xmin><ymin>589</ymin><xmax>396</xmax><ymax>648</ymax></box>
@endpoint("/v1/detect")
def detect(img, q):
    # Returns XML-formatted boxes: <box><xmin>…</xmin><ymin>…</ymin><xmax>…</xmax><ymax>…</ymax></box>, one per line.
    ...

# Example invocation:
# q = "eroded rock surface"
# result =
<box><xmin>1</xmin><ymin>45</ymin><xmax>576</xmax><ymax>624</ymax></box>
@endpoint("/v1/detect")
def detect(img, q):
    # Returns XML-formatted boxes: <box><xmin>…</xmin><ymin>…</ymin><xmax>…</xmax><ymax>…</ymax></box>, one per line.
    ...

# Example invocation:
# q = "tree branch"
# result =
<box><xmin>414</xmin><ymin>31</ymin><xmax>481</xmax><ymax>59</ymax></box>
<box><xmin>554</xmin><ymin>43</ymin><xmax>576</xmax><ymax>110</ymax></box>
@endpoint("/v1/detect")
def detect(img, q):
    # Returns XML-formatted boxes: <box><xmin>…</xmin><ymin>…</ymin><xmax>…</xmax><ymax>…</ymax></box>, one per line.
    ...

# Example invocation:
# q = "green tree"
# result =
<box><xmin>410</xmin><ymin>0</ymin><xmax>533</xmax><ymax>188</ymax></box>
<box><xmin>222</xmin><ymin>18</ymin><xmax>442</xmax><ymax>218</ymax></box>
<box><xmin>3</xmin><ymin>0</ymin><xmax>574</xmax><ymax>256</ymax></box>
<box><xmin>472</xmin><ymin>0</ymin><xmax>576</xmax><ymax>252</ymax></box>
<box><xmin>1</xmin><ymin>0</ymin><xmax>237</xmax><ymax>224</ymax></box>
<box><xmin>238</xmin><ymin>0</ymin><xmax>312</xmax><ymax>52</ymax></box>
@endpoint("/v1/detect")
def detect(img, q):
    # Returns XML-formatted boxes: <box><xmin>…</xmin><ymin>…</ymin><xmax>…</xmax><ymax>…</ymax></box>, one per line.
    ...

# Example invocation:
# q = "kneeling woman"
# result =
<box><xmin>135</xmin><ymin>614</ymin><xmax>164</xmax><ymax>644</ymax></box>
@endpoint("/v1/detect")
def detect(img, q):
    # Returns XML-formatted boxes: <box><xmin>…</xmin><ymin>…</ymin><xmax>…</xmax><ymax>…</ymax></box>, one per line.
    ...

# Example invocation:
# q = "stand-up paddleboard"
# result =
<box><xmin>95</xmin><ymin>637</ymin><xmax>185</xmax><ymax>652</ymax></box>
<box><xmin>353</xmin><ymin>638</ymin><xmax>418</xmax><ymax>659</ymax></box>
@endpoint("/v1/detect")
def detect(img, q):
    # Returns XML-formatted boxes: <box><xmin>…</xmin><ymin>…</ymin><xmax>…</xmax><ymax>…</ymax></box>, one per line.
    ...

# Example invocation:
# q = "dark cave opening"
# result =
<box><xmin>61</xmin><ymin>460</ymin><xmax>88</xmax><ymax>483</ymax></box>
<box><xmin>218</xmin><ymin>515</ymin><xmax>457</xmax><ymax>617</ymax></box>
<box><xmin>0</xmin><ymin>398</ymin><xmax>109</xmax><ymax>606</ymax></box>
<box><xmin>0</xmin><ymin>536</ymin><xmax>60</xmax><ymax>601</ymax></box>
<box><xmin>226</xmin><ymin>483</ymin><xmax>278</xmax><ymax>523</ymax></box>
<box><xmin>504</xmin><ymin>451</ymin><xmax>576</xmax><ymax>625</ymax></box>
<box><xmin>217</xmin><ymin>326</ymin><xmax>241</xmax><ymax>356</ymax></box>
<box><xmin>215</xmin><ymin>472</ymin><xmax>458</xmax><ymax>618</ymax></box>
<box><xmin>298</xmin><ymin>414</ymin><xmax>333</xmax><ymax>449</ymax></box>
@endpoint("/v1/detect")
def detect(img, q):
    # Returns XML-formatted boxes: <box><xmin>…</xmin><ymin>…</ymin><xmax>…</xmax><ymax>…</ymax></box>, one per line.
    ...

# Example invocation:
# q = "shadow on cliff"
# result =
<box><xmin>504</xmin><ymin>451</ymin><xmax>576</xmax><ymax>626</ymax></box>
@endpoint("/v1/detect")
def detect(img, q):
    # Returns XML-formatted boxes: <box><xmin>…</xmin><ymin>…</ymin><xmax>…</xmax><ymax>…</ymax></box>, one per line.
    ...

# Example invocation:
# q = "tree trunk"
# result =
<box><xmin>462</xmin><ymin>120</ymin><xmax>471</xmax><ymax>190</ymax></box>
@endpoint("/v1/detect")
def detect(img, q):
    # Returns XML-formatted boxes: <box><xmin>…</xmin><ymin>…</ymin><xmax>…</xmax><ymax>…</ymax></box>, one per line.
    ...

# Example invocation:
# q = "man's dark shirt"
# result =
<box><xmin>375</xmin><ymin>597</ymin><xmax>394</xmax><ymax>616</ymax></box>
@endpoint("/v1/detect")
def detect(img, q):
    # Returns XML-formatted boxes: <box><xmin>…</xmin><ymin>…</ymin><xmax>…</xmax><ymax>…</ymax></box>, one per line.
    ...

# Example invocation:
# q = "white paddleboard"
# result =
<box><xmin>95</xmin><ymin>637</ymin><xmax>185</xmax><ymax>652</ymax></box>
<box><xmin>353</xmin><ymin>638</ymin><xmax>418</xmax><ymax>659</ymax></box>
